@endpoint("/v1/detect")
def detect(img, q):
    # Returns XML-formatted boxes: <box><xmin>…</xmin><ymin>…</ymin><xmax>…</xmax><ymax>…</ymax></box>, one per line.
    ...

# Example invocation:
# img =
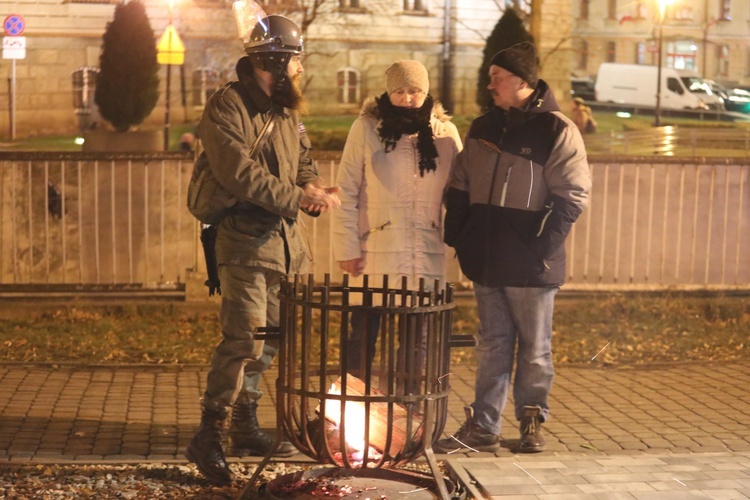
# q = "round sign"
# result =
<box><xmin>3</xmin><ymin>14</ymin><xmax>25</xmax><ymax>36</ymax></box>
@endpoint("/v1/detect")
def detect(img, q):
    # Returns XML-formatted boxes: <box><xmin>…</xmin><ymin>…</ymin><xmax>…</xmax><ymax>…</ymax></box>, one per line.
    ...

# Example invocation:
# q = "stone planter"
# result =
<box><xmin>82</xmin><ymin>129</ymin><xmax>164</xmax><ymax>152</ymax></box>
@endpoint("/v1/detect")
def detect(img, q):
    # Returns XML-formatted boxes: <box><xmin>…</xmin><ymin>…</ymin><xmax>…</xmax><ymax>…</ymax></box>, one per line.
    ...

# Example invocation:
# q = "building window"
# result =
<box><xmin>605</xmin><ymin>41</ymin><xmax>616</xmax><ymax>62</ymax></box>
<box><xmin>634</xmin><ymin>0</ymin><xmax>646</xmax><ymax>18</ymax></box>
<box><xmin>340</xmin><ymin>0</ymin><xmax>361</xmax><ymax>7</ymax></box>
<box><xmin>607</xmin><ymin>0</ymin><xmax>617</xmax><ymax>19</ymax></box>
<box><xmin>192</xmin><ymin>68</ymin><xmax>221</xmax><ymax>107</ymax></box>
<box><xmin>403</xmin><ymin>0</ymin><xmax>427</xmax><ymax>13</ymax></box>
<box><xmin>337</xmin><ymin>67</ymin><xmax>360</xmax><ymax>104</ymax></box>
<box><xmin>717</xmin><ymin>44</ymin><xmax>729</xmax><ymax>76</ymax></box>
<box><xmin>718</xmin><ymin>0</ymin><xmax>730</xmax><ymax>20</ymax></box>
<box><xmin>71</xmin><ymin>67</ymin><xmax>99</xmax><ymax>111</ymax></box>
<box><xmin>667</xmin><ymin>1</ymin><xmax>693</xmax><ymax>20</ymax></box>
<box><xmin>507</xmin><ymin>0</ymin><xmax>532</xmax><ymax>16</ymax></box>
<box><xmin>746</xmin><ymin>47</ymin><xmax>750</xmax><ymax>76</ymax></box>
<box><xmin>575</xmin><ymin>40</ymin><xmax>589</xmax><ymax>71</ymax></box>
<box><xmin>635</xmin><ymin>42</ymin><xmax>646</xmax><ymax>64</ymax></box>
<box><xmin>579</xmin><ymin>0</ymin><xmax>589</xmax><ymax>19</ymax></box>
<box><xmin>666</xmin><ymin>40</ymin><xmax>697</xmax><ymax>70</ymax></box>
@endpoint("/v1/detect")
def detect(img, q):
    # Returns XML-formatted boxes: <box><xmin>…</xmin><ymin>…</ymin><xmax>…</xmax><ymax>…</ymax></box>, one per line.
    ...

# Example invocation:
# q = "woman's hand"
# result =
<box><xmin>338</xmin><ymin>258</ymin><xmax>364</xmax><ymax>277</ymax></box>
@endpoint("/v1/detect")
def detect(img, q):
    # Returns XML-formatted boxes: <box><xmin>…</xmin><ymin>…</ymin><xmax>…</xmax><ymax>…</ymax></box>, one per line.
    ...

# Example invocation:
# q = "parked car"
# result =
<box><xmin>678</xmin><ymin>75</ymin><xmax>725</xmax><ymax>110</ymax></box>
<box><xmin>570</xmin><ymin>77</ymin><xmax>596</xmax><ymax>101</ymax></box>
<box><xmin>704</xmin><ymin>81</ymin><xmax>750</xmax><ymax>114</ymax></box>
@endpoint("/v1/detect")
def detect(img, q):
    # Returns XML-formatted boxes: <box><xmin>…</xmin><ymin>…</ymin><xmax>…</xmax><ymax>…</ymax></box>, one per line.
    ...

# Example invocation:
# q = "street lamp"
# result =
<box><xmin>654</xmin><ymin>0</ymin><xmax>673</xmax><ymax>127</ymax></box>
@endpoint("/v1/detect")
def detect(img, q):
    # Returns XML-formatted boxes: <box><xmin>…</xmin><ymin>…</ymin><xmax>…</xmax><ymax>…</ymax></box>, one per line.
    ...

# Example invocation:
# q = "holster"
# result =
<box><xmin>200</xmin><ymin>225</ymin><xmax>221</xmax><ymax>296</ymax></box>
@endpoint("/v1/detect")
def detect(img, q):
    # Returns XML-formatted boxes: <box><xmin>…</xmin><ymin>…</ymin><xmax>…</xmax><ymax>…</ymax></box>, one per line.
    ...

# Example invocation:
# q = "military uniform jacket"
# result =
<box><xmin>444</xmin><ymin>80</ymin><xmax>591</xmax><ymax>288</ymax></box>
<box><xmin>197</xmin><ymin>58</ymin><xmax>318</xmax><ymax>274</ymax></box>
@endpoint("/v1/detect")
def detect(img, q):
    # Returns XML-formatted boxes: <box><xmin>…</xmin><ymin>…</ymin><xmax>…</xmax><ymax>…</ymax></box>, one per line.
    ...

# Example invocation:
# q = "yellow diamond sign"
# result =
<box><xmin>157</xmin><ymin>25</ymin><xmax>185</xmax><ymax>65</ymax></box>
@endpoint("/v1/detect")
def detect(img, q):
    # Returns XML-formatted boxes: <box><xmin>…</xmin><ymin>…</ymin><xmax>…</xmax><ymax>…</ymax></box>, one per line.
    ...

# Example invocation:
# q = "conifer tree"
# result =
<box><xmin>476</xmin><ymin>9</ymin><xmax>535</xmax><ymax>110</ymax></box>
<box><xmin>95</xmin><ymin>0</ymin><xmax>160</xmax><ymax>132</ymax></box>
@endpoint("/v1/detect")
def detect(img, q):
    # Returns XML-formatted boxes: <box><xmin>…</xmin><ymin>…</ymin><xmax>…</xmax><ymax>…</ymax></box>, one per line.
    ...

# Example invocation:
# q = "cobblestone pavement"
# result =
<box><xmin>1</xmin><ymin>361</ymin><xmax>749</xmax><ymax>498</ymax></box>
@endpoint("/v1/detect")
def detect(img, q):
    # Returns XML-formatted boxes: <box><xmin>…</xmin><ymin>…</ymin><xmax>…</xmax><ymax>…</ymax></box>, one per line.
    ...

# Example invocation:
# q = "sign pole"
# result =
<box><xmin>164</xmin><ymin>63</ymin><xmax>171</xmax><ymax>150</ymax></box>
<box><xmin>10</xmin><ymin>59</ymin><xmax>15</xmax><ymax>140</ymax></box>
<box><xmin>156</xmin><ymin>17</ymin><xmax>185</xmax><ymax>151</ymax></box>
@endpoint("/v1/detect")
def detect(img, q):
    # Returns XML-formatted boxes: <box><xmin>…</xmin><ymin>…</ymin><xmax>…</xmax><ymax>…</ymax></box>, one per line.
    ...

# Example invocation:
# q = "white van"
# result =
<box><xmin>594</xmin><ymin>63</ymin><xmax>713</xmax><ymax>110</ymax></box>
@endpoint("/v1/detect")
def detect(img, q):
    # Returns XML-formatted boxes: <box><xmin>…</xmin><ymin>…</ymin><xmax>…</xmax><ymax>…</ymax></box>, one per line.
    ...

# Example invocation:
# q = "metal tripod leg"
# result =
<box><xmin>423</xmin><ymin>399</ymin><xmax>452</xmax><ymax>500</ymax></box>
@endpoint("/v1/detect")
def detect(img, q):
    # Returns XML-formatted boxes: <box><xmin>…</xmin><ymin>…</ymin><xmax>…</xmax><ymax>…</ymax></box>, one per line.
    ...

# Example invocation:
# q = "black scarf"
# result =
<box><xmin>375</xmin><ymin>92</ymin><xmax>438</xmax><ymax>177</ymax></box>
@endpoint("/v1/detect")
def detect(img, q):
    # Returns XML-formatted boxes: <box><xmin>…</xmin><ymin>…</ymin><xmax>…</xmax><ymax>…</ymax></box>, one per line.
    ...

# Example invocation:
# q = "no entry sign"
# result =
<box><xmin>3</xmin><ymin>14</ymin><xmax>25</xmax><ymax>36</ymax></box>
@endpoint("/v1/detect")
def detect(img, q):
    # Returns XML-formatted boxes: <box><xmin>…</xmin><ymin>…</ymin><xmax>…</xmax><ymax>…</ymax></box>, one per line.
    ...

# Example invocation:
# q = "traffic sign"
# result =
<box><xmin>157</xmin><ymin>25</ymin><xmax>185</xmax><ymax>65</ymax></box>
<box><xmin>3</xmin><ymin>14</ymin><xmax>25</xmax><ymax>36</ymax></box>
<box><xmin>2</xmin><ymin>36</ymin><xmax>26</xmax><ymax>59</ymax></box>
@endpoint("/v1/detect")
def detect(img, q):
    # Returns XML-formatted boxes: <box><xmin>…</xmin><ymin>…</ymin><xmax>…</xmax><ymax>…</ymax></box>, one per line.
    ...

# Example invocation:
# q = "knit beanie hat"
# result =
<box><xmin>489</xmin><ymin>42</ymin><xmax>539</xmax><ymax>89</ymax></box>
<box><xmin>385</xmin><ymin>60</ymin><xmax>430</xmax><ymax>95</ymax></box>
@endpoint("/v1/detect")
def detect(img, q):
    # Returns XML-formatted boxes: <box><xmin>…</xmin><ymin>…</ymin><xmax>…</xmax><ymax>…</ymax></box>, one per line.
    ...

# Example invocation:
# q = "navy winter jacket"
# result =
<box><xmin>443</xmin><ymin>80</ymin><xmax>591</xmax><ymax>287</ymax></box>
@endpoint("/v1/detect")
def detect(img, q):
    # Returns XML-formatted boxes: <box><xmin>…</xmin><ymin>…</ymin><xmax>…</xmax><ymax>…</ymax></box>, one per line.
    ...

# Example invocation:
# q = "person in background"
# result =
<box><xmin>179</xmin><ymin>132</ymin><xmax>196</xmax><ymax>152</ymax></box>
<box><xmin>571</xmin><ymin>96</ymin><xmax>597</xmax><ymax>134</ymax></box>
<box><xmin>185</xmin><ymin>14</ymin><xmax>340</xmax><ymax>486</ymax></box>
<box><xmin>333</xmin><ymin>60</ymin><xmax>462</xmax><ymax>377</ymax></box>
<box><xmin>435</xmin><ymin>42</ymin><xmax>591</xmax><ymax>454</ymax></box>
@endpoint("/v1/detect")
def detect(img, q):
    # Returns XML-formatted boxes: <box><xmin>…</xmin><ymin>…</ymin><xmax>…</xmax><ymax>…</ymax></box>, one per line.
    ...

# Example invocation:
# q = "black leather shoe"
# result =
<box><xmin>517</xmin><ymin>405</ymin><xmax>546</xmax><ymax>453</ymax></box>
<box><xmin>433</xmin><ymin>406</ymin><xmax>500</xmax><ymax>453</ymax></box>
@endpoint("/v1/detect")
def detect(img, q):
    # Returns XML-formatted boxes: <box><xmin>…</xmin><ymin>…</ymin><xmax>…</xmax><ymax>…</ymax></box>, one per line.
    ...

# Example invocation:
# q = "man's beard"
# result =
<box><xmin>272</xmin><ymin>74</ymin><xmax>307</xmax><ymax>114</ymax></box>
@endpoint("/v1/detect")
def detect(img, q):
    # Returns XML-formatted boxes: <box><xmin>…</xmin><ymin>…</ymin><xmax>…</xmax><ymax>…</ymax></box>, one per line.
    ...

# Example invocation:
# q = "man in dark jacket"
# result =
<box><xmin>435</xmin><ymin>42</ymin><xmax>591</xmax><ymax>454</ymax></box>
<box><xmin>185</xmin><ymin>14</ymin><xmax>340</xmax><ymax>486</ymax></box>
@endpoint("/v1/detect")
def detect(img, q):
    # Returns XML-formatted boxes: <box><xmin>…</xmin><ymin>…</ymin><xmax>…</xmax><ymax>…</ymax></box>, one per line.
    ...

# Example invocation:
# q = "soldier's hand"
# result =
<box><xmin>301</xmin><ymin>183</ymin><xmax>340</xmax><ymax>213</ymax></box>
<box><xmin>300</xmin><ymin>183</ymin><xmax>341</xmax><ymax>212</ymax></box>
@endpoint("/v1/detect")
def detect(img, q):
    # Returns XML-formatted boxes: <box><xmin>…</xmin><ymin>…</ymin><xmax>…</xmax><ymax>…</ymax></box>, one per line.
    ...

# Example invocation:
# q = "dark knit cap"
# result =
<box><xmin>489</xmin><ymin>42</ymin><xmax>539</xmax><ymax>88</ymax></box>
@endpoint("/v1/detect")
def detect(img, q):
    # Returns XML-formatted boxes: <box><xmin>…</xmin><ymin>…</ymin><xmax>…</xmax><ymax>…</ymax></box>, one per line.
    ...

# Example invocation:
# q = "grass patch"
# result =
<box><xmin>1</xmin><ymin>294</ymin><xmax>747</xmax><ymax>366</ymax></box>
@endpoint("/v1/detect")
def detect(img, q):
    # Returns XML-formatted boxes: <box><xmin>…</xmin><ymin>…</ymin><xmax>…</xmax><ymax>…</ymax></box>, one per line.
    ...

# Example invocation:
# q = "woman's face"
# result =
<box><xmin>389</xmin><ymin>86</ymin><xmax>427</xmax><ymax>108</ymax></box>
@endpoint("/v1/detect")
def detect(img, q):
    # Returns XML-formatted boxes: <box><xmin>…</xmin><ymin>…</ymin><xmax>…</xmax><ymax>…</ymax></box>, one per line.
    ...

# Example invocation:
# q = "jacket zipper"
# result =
<box><xmin>499</xmin><ymin>166</ymin><xmax>512</xmax><ymax>207</ymax></box>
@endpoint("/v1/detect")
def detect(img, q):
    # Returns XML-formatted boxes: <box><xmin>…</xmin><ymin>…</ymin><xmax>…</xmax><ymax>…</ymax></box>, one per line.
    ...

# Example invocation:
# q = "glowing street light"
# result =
<box><xmin>654</xmin><ymin>0</ymin><xmax>673</xmax><ymax>127</ymax></box>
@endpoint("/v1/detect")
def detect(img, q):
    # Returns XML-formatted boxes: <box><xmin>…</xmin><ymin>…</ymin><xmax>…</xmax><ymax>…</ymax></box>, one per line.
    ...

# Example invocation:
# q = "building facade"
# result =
<box><xmin>0</xmin><ymin>0</ymin><xmax>575</xmax><ymax>138</ymax></box>
<box><xmin>570</xmin><ymin>0</ymin><xmax>750</xmax><ymax>86</ymax></box>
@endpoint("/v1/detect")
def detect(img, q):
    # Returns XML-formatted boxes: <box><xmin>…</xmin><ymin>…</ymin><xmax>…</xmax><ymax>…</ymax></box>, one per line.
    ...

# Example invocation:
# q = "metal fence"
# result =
<box><xmin>1</xmin><ymin>152</ymin><xmax>748</xmax><ymax>295</ymax></box>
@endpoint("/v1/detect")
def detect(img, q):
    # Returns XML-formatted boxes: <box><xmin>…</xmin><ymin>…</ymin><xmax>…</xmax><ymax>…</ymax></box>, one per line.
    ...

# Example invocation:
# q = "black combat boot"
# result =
<box><xmin>185</xmin><ymin>408</ymin><xmax>233</xmax><ymax>486</ymax></box>
<box><xmin>228</xmin><ymin>401</ymin><xmax>296</xmax><ymax>457</ymax></box>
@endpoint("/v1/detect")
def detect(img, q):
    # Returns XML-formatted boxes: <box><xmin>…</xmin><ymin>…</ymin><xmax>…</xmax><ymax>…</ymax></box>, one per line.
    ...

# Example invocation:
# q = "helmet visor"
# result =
<box><xmin>232</xmin><ymin>0</ymin><xmax>267</xmax><ymax>46</ymax></box>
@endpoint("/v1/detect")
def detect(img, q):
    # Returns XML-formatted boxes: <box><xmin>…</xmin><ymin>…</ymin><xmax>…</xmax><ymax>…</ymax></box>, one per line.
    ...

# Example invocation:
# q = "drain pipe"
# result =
<box><xmin>441</xmin><ymin>0</ymin><xmax>453</xmax><ymax>113</ymax></box>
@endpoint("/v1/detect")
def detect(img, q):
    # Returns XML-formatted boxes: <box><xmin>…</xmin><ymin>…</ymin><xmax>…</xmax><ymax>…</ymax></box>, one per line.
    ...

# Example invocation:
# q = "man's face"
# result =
<box><xmin>286</xmin><ymin>55</ymin><xmax>304</xmax><ymax>78</ymax></box>
<box><xmin>487</xmin><ymin>65</ymin><xmax>523</xmax><ymax>110</ymax></box>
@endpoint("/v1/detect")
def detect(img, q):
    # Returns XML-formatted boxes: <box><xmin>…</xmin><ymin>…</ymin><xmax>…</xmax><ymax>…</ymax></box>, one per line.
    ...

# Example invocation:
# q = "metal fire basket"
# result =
<box><xmin>239</xmin><ymin>273</ymin><xmax>471</xmax><ymax>500</ymax></box>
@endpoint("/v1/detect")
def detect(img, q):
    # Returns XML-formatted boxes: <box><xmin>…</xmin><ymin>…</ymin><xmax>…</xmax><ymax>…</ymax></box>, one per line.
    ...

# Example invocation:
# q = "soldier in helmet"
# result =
<box><xmin>185</xmin><ymin>14</ymin><xmax>340</xmax><ymax>486</ymax></box>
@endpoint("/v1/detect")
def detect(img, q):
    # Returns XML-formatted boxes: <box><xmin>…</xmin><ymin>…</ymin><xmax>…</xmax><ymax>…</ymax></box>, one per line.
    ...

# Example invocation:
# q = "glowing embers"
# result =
<box><xmin>309</xmin><ymin>375</ymin><xmax>423</xmax><ymax>468</ymax></box>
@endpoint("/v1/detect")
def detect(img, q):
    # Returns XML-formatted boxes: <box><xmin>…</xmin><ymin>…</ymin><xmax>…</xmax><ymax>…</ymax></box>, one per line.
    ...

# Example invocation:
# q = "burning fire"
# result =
<box><xmin>326</xmin><ymin>381</ymin><xmax>368</xmax><ymax>453</ymax></box>
<box><xmin>317</xmin><ymin>375</ymin><xmax>420</xmax><ymax>465</ymax></box>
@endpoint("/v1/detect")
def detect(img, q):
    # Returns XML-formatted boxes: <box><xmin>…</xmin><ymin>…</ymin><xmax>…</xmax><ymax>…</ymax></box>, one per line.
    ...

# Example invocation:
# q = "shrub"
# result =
<box><xmin>95</xmin><ymin>0</ymin><xmax>160</xmax><ymax>132</ymax></box>
<box><xmin>476</xmin><ymin>9</ymin><xmax>535</xmax><ymax>110</ymax></box>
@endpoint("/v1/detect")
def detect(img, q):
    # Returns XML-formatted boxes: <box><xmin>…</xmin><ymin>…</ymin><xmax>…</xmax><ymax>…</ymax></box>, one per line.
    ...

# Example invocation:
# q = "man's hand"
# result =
<box><xmin>338</xmin><ymin>258</ymin><xmax>364</xmax><ymax>277</ymax></box>
<box><xmin>301</xmin><ymin>181</ymin><xmax>341</xmax><ymax>214</ymax></box>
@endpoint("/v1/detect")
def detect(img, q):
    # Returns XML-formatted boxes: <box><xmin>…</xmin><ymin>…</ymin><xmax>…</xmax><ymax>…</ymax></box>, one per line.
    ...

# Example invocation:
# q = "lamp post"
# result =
<box><xmin>654</xmin><ymin>0</ymin><xmax>673</xmax><ymax>127</ymax></box>
<box><xmin>156</xmin><ymin>0</ymin><xmax>185</xmax><ymax>150</ymax></box>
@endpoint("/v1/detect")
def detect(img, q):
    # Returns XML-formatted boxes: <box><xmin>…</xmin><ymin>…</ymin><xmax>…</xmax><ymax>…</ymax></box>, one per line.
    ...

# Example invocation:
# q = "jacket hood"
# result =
<box><xmin>505</xmin><ymin>79</ymin><xmax>559</xmax><ymax>126</ymax></box>
<box><xmin>235</xmin><ymin>56</ymin><xmax>273</xmax><ymax>114</ymax></box>
<box><xmin>359</xmin><ymin>95</ymin><xmax>452</xmax><ymax>123</ymax></box>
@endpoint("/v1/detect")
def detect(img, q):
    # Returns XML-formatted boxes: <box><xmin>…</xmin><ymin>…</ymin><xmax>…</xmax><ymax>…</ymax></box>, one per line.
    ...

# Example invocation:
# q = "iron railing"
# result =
<box><xmin>1</xmin><ymin>152</ymin><xmax>748</xmax><ymax>294</ymax></box>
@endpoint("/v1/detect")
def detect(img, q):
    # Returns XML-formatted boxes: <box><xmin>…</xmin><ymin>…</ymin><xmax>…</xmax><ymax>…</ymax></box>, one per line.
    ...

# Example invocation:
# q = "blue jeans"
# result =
<box><xmin>471</xmin><ymin>284</ymin><xmax>558</xmax><ymax>435</ymax></box>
